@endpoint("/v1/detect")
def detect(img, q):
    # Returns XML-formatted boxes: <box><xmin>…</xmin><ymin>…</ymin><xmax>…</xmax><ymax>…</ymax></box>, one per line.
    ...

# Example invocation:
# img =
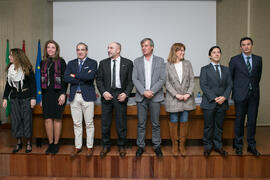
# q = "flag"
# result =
<box><xmin>35</xmin><ymin>40</ymin><xmax>42</xmax><ymax>104</ymax></box>
<box><xmin>5</xmin><ymin>40</ymin><xmax>11</xmax><ymax>117</ymax></box>
<box><xmin>22</xmin><ymin>40</ymin><xmax>25</xmax><ymax>52</ymax></box>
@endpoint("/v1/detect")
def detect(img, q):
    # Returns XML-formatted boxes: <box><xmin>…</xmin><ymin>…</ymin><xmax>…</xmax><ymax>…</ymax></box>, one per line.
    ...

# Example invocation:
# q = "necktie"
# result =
<box><xmin>246</xmin><ymin>56</ymin><xmax>252</xmax><ymax>73</ymax></box>
<box><xmin>112</xmin><ymin>60</ymin><xmax>116</xmax><ymax>89</ymax></box>
<box><xmin>246</xmin><ymin>57</ymin><xmax>253</xmax><ymax>90</ymax></box>
<box><xmin>215</xmin><ymin>65</ymin><xmax>221</xmax><ymax>81</ymax></box>
<box><xmin>79</xmin><ymin>60</ymin><xmax>83</xmax><ymax>72</ymax></box>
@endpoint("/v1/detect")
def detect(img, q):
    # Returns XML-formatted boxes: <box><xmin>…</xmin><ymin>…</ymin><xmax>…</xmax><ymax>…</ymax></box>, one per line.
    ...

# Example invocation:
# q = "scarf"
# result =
<box><xmin>7</xmin><ymin>64</ymin><xmax>24</xmax><ymax>91</ymax></box>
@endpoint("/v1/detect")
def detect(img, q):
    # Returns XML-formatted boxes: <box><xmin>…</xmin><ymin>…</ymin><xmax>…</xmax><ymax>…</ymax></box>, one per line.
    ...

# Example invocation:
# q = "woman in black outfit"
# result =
<box><xmin>2</xmin><ymin>48</ymin><xmax>36</xmax><ymax>153</ymax></box>
<box><xmin>40</xmin><ymin>40</ymin><xmax>67</xmax><ymax>154</ymax></box>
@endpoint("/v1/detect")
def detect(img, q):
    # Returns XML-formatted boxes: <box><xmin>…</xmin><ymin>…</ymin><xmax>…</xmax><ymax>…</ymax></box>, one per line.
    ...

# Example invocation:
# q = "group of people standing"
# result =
<box><xmin>2</xmin><ymin>37</ymin><xmax>262</xmax><ymax>159</ymax></box>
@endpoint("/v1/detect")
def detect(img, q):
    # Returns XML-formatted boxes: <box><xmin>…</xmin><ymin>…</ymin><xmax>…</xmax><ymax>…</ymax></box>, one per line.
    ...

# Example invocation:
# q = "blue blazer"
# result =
<box><xmin>200</xmin><ymin>63</ymin><xmax>232</xmax><ymax>110</ymax></box>
<box><xmin>64</xmin><ymin>57</ymin><xmax>97</xmax><ymax>102</ymax></box>
<box><xmin>229</xmin><ymin>54</ymin><xmax>262</xmax><ymax>101</ymax></box>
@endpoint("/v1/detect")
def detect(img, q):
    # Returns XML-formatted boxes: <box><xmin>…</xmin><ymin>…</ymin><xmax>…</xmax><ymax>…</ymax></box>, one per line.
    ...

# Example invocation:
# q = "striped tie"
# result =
<box><xmin>246</xmin><ymin>56</ymin><xmax>252</xmax><ymax>90</ymax></box>
<box><xmin>246</xmin><ymin>56</ymin><xmax>252</xmax><ymax>73</ymax></box>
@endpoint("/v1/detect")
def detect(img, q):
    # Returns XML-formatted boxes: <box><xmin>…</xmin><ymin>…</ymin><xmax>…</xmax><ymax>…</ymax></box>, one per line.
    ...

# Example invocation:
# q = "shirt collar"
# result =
<box><xmin>242</xmin><ymin>53</ymin><xmax>252</xmax><ymax>60</ymax></box>
<box><xmin>78</xmin><ymin>57</ymin><xmax>87</xmax><ymax>63</ymax></box>
<box><xmin>111</xmin><ymin>56</ymin><xmax>121</xmax><ymax>61</ymax></box>
<box><xmin>211</xmin><ymin>62</ymin><xmax>220</xmax><ymax>67</ymax></box>
<box><xmin>144</xmin><ymin>54</ymin><xmax>153</xmax><ymax>62</ymax></box>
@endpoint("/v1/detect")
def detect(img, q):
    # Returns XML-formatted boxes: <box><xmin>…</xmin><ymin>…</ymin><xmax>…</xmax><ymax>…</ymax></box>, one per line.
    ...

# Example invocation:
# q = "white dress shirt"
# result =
<box><xmin>174</xmin><ymin>61</ymin><xmax>183</xmax><ymax>84</ymax></box>
<box><xmin>144</xmin><ymin>55</ymin><xmax>153</xmax><ymax>90</ymax></box>
<box><xmin>111</xmin><ymin>56</ymin><xmax>121</xmax><ymax>88</ymax></box>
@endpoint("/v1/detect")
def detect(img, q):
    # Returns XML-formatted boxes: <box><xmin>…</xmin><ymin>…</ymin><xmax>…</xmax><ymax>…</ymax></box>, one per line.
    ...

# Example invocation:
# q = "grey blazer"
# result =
<box><xmin>200</xmin><ymin>63</ymin><xmax>233</xmax><ymax>110</ymax></box>
<box><xmin>165</xmin><ymin>60</ymin><xmax>196</xmax><ymax>112</ymax></box>
<box><xmin>132</xmin><ymin>55</ymin><xmax>166</xmax><ymax>103</ymax></box>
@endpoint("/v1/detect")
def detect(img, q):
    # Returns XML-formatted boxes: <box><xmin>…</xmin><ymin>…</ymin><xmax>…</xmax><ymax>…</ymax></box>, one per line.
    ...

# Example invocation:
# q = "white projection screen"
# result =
<box><xmin>53</xmin><ymin>0</ymin><xmax>216</xmax><ymax>76</ymax></box>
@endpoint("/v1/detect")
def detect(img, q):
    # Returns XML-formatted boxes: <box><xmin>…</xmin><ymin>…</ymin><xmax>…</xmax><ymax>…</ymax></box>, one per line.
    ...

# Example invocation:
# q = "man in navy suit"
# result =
<box><xmin>229</xmin><ymin>37</ymin><xmax>262</xmax><ymax>156</ymax></box>
<box><xmin>96</xmin><ymin>42</ymin><xmax>133</xmax><ymax>158</ymax></box>
<box><xmin>64</xmin><ymin>42</ymin><xmax>97</xmax><ymax>157</ymax></box>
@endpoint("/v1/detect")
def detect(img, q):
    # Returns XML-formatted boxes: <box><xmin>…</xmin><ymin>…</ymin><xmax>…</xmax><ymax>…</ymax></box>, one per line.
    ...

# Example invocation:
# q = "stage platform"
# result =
<box><xmin>0</xmin><ymin>127</ymin><xmax>270</xmax><ymax>178</ymax></box>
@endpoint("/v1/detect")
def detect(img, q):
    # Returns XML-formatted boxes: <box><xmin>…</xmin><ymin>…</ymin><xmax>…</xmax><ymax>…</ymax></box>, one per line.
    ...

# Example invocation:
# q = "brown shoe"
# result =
<box><xmin>100</xmin><ymin>147</ymin><xmax>110</xmax><ymax>158</ymax></box>
<box><xmin>70</xmin><ymin>148</ymin><xmax>82</xmax><ymax>158</ymax></box>
<box><xmin>86</xmin><ymin>148</ymin><xmax>94</xmax><ymax>157</ymax></box>
<box><xmin>119</xmin><ymin>147</ymin><xmax>126</xmax><ymax>158</ymax></box>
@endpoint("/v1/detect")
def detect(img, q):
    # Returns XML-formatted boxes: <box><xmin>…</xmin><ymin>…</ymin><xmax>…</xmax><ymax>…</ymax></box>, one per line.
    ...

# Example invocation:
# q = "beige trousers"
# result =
<box><xmin>70</xmin><ymin>93</ymin><xmax>94</xmax><ymax>149</ymax></box>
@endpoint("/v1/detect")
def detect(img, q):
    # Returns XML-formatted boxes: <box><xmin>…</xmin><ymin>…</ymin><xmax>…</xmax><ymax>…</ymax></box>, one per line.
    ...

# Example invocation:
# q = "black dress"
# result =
<box><xmin>41</xmin><ymin>58</ymin><xmax>67</xmax><ymax>119</ymax></box>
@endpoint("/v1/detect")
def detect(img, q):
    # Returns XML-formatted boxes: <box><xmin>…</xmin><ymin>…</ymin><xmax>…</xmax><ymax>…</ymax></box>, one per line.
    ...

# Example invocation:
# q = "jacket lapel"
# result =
<box><xmin>151</xmin><ymin>55</ymin><xmax>157</xmax><ymax>78</ymax></box>
<box><xmin>239</xmin><ymin>54</ymin><xmax>250</xmax><ymax>75</ymax></box>
<box><xmin>209</xmin><ymin>63</ymin><xmax>220</xmax><ymax>82</ymax></box>
<box><xmin>251</xmin><ymin>54</ymin><xmax>257</xmax><ymax>74</ymax></box>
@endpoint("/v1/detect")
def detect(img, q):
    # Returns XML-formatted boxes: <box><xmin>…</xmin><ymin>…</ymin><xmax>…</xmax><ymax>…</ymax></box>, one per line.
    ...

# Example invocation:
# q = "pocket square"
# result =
<box><xmin>88</xmin><ymin>70</ymin><xmax>92</xmax><ymax>73</ymax></box>
<box><xmin>84</xmin><ymin>66</ymin><xmax>89</xmax><ymax>69</ymax></box>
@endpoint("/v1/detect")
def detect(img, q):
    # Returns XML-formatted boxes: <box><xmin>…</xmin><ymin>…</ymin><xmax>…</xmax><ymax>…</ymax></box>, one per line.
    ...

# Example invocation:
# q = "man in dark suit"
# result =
<box><xmin>64</xmin><ymin>42</ymin><xmax>97</xmax><ymax>158</ymax></box>
<box><xmin>229</xmin><ymin>37</ymin><xmax>262</xmax><ymax>156</ymax></box>
<box><xmin>96</xmin><ymin>42</ymin><xmax>133</xmax><ymax>158</ymax></box>
<box><xmin>200</xmin><ymin>46</ymin><xmax>232</xmax><ymax>158</ymax></box>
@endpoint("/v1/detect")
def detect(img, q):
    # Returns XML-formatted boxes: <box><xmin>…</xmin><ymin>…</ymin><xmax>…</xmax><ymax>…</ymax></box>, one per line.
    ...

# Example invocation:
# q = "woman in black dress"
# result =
<box><xmin>40</xmin><ymin>40</ymin><xmax>67</xmax><ymax>154</ymax></box>
<box><xmin>2</xmin><ymin>48</ymin><xmax>36</xmax><ymax>153</ymax></box>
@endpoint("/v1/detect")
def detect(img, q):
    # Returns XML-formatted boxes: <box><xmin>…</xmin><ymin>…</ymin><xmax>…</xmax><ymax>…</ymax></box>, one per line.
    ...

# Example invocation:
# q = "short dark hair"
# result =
<box><xmin>76</xmin><ymin>42</ymin><xmax>88</xmax><ymax>51</ymax></box>
<box><xmin>208</xmin><ymin>46</ymin><xmax>222</xmax><ymax>56</ymax></box>
<box><xmin>240</xmin><ymin>37</ymin><xmax>253</xmax><ymax>46</ymax></box>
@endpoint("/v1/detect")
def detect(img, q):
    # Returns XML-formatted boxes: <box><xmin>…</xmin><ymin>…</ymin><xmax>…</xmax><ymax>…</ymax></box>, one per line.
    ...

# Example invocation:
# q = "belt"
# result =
<box><xmin>76</xmin><ymin>91</ymin><xmax>82</xmax><ymax>93</ymax></box>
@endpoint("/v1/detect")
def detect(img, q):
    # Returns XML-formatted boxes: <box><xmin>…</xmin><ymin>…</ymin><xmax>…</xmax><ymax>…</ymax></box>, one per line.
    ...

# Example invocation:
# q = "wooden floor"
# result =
<box><xmin>1</xmin><ymin>178</ymin><xmax>270</xmax><ymax>180</ymax></box>
<box><xmin>0</xmin><ymin>127</ymin><xmax>270</xmax><ymax>178</ymax></box>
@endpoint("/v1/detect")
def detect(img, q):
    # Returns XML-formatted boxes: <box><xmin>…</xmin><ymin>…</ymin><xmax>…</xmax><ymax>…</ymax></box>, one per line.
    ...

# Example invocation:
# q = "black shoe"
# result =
<box><xmin>25</xmin><ymin>143</ymin><xmax>32</xmax><ymax>153</ymax></box>
<box><xmin>235</xmin><ymin>148</ymin><xmax>243</xmax><ymax>156</ymax></box>
<box><xmin>100</xmin><ymin>147</ymin><xmax>110</xmax><ymax>158</ymax></box>
<box><xmin>215</xmin><ymin>148</ymin><xmax>228</xmax><ymax>157</ymax></box>
<box><xmin>135</xmin><ymin>147</ymin><xmax>144</xmax><ymax>158</ymax></box>
<box><xmin>204</xmin><ymin>149</ymin><xmax>212</xmax><ymax>158</ymax></box>
<box><xmin>45</xmin><ymin>143</ymin><xmax>54</xmax><ymax>155</ymax></box>
<box><xmin>247</xmin><ymin>146</ymin><xmax>261</xmax><ymax>157</ymax></box>
<box><xmin>12</xmin><ymin>143</ymin><xmax>23</xmax><ymax>154</ymax></box>
<box><xmin>154</xmin><ymin>147</ymin><xmax>163</xmax><ymax>157</ymax></box>
<box><xmin>51</xmin><ymin>143</ymin><xmax>59</xmax><ymax>155</ymax></box>
<box><xmin>119</xmin><ymin>147</ymin><xmax>126</xmax><ymax>158</ymax></box>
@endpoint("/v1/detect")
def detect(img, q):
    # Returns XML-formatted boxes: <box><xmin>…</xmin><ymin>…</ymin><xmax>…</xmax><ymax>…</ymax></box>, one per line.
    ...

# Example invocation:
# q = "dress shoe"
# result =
<box><xmin>45</xmin><ymin>143</ymin><xmax>54</xmax><ymax>155</ymax></box>
<box><xmin>235</xmin><ymin>148</ymin><xmax>243</xmax><ymax>156</ymax></box>
<box><xmin>70</xmin><ymin>148</ymin><xmax>82</xmax><ymax>158</ymax></box>
<box><xmin>100</xmin><ymin>147</ymin><xmax>110</xmax><ymax>158</ymax></box>
<box><xmin>86</xmin><ymin>148</ymin><xmax>94</xmax><ymax>157</ymax></box>
<box><xmin>12</xmin><ymin>143</ymin><xmax>23</xmax><ymax>154</ymax></box>
<box><xmin>51</xmin><ymin>143</ymin><xmax>59</xmax><ymax>155</ymax></box>
<box><xmin>25</xmin><ymin>143</ymin><xmax>32</xmax><ymax>153</ymax></box>
<box><xmin>203</xmin><ymin>149</ymin><xmax>212</xmax><ymax>158</ymax></box>
<box><xmin>154</xmin><ymin>147</ymin><xmax>163</xmax><ymax>157</ymax></box>
<box><xmin>135</xmin><ymin>147</ymin><xmax>144</xmax><ymax>158</ymax></box>
<box><xmin>119</xmin><ymin>147</ymin><xmax>126</xmax><ymax>158</ymax></box>
<box><xmin>247</xmin><ymin>146</ymin><xmax>261</xmax><ymax>157</ymax></box>
<box><xmin>215</xmin><ymin>148</ymin><xmax>228</xmax><ymax>157</ymax></box>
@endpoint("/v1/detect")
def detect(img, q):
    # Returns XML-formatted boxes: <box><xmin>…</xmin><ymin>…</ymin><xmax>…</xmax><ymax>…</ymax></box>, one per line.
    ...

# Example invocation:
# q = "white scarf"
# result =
<box><xmin>7</xmin><ymin>64</ymin><xmax>24</xmax><ymax>91</ymax></box>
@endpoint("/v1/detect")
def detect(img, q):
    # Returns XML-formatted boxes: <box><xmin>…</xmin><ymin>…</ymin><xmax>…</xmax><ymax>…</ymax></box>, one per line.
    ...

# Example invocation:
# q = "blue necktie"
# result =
<box><xmin>77</xmin><ymin>60</ymin><xmax>83</xmax><ymax>91</ymax></box>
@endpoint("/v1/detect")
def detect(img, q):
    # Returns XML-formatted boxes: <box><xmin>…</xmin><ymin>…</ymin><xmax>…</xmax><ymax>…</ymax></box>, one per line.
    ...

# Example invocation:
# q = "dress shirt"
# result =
<box><xmin>242</xmin><ymin>52</ymin><xmax>252</xmax><ymax>69</ymax></box>
<box><xmin>144</xmin><ymin>55</ymin><xmax>153</xmax><ymax>90</ymax></box>
<box><xmin>174</xmin><ymin>61</ymin><xmax>183</xmax><ymax>84</ymax></box>
<box><xmin>111</xmin><ymin>56</ymin><xmax>121</xmax><ymax>88</ymax></box>
<box><xmin>211</xmin><ymin>62</ymin><xmax>221</xmax><ymax>79</ymax></box>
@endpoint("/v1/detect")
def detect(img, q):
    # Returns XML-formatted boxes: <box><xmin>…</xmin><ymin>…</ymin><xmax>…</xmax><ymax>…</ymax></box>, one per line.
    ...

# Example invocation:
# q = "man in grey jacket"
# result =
<box><xmin>132</xmin><ymin>38</ymin><xmax>166</xmax><ymax>157</ymax></box>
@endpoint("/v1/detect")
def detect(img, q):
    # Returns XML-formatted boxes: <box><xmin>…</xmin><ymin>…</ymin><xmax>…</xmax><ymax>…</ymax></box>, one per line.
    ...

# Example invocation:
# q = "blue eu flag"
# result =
<box><xmin>35</xmin><ymin>40</ymin><xmax>42</xmax><ymax>104</ymax></box>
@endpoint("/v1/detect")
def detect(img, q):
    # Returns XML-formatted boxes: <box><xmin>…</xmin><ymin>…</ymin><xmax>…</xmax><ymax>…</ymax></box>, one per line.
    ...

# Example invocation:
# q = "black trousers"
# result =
<box><xmin>10</xmin><ymin>97</ymin><xmax>32</xmax><ymax>138</ymax></box>
<box><xmin>202</xmin><ymin>106</ymin><xmax>226</xmax><ymax>151</ymax></box>
<box><xmin>234</xmin><ymin>91</ymin><xmax>259</xmax><ymax>149</ymax></box>
<box><xmin>101</xmin><ymin>89</ymin><xmax>127</xmax><ymax>148</ymax></box>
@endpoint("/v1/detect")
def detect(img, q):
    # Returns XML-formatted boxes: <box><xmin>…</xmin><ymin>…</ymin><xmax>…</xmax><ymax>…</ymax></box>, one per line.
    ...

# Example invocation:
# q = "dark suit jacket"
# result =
<box><xmin>96</xmin><ymin>57</ymin><xmax>133</xmax><ymax>100</ymax></box>
<box><xmin>64</xmin><ymin>57</ymin><xmax>97</xmax><ymax>102</ymax></box>
<box><xmin>229</xmin><ymin>54</ymin><xmax>262</xmax><ymax>101</ymax></box>
<box><xmin>200</xmin><ymin>63</ymin><xmax>232</xmax><ymax>110</ymax></box>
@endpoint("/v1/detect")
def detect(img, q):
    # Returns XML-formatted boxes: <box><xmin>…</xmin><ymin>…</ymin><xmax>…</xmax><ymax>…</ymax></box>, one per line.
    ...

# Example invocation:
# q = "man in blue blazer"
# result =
<box><xmin>229</xmin><ymin>37</ymin><xmax>262</xmax><ymax>156</ymax></box>
<box><xmin>64</xmin><ymin>42</ymin><xmax>97</xmax><ymax>157</ymax></box>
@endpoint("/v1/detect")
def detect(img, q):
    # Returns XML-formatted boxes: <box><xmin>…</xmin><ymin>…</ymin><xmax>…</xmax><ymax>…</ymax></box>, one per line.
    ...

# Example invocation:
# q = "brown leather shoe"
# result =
<box><xmin>86</xmin><ymin>148</ymin><xmax>94</xmax><ymax>157</ymax></box>
<box><xmin>100</xmin><ymin>147</ymin><xmax>110</xmax><ymax>158</ymax></box>
<box><xmin>70</xmin><ymin>148</ymin><xmax>82</xmax><ymax>158</ymax></box>
<box><xmin>119</xmin><ymin>147</ymin><xmax>126</xmax><ymax>158</ymax></box>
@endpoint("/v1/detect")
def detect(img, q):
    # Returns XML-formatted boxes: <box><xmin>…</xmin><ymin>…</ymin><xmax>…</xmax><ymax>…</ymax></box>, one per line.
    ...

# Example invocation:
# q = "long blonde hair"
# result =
<box><xmin>167</xmin><ymin>43</ymin><xmax>186</xmax><ymax>64</ymax></box>
<box><xmin>6</xmin><ymin>48</ymin><xmax>33</xmax><ymax>76</ymax></box>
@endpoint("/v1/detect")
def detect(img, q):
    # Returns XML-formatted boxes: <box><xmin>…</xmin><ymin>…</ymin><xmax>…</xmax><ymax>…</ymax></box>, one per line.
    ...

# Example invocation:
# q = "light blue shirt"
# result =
<box><xmin>242</xmin><ymin>53</ymin><xmax>252</xmax><ymax>68</ymax></box>
<box><xmin>211</xmin><ymin>62</ymin><xmax>221</xmax><ymax>78</ymax></box>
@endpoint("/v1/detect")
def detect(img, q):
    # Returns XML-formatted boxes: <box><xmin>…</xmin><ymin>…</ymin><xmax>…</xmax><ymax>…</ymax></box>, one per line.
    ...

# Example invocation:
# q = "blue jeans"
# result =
<box><xmin>170</xmin><ymin>111</ymin><xmax>189</xmax><ymax>123</ymax></box>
